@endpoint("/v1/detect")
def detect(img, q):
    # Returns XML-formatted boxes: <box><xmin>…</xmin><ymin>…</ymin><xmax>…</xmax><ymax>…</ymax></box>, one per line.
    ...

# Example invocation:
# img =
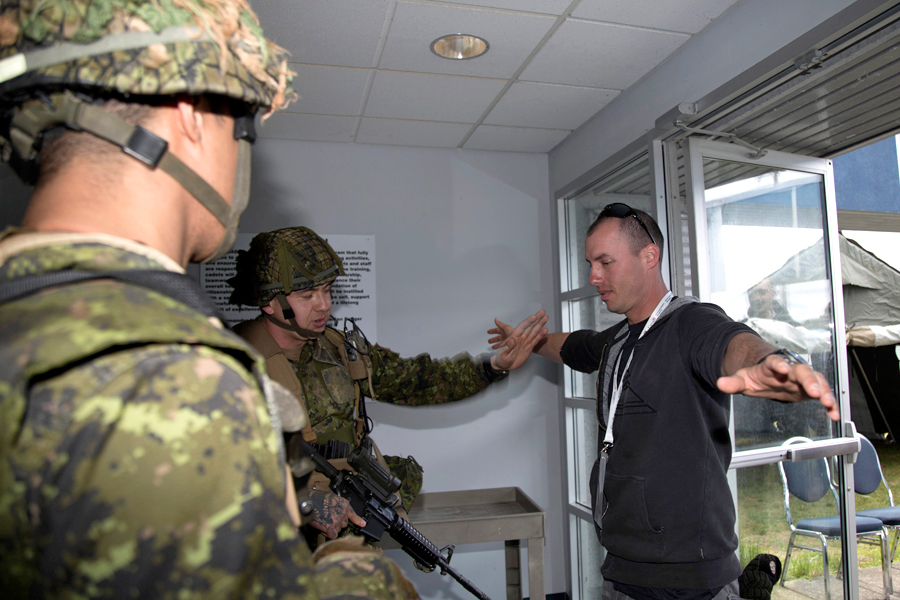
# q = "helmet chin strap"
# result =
<box><xmin>264</xmin><ymin>293</ymin><xmax>323</xmax><ymax>338</ymax></box>
<box><xmin>9</xmin><ymin>92</ymin><xmax>247</xmax><ymax>262</ymax></box>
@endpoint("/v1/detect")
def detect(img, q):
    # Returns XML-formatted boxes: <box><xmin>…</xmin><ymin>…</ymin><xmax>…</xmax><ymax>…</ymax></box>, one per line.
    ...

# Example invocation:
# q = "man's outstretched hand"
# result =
<box><xmin>717</xmin><ymin>353</ymin><xmax>839</xmax><ymax>421</ymax></box>
<box><xmin>488</xmin><ymin>309</ymin><xmax>549</xmax><ymax>371</ymax></box>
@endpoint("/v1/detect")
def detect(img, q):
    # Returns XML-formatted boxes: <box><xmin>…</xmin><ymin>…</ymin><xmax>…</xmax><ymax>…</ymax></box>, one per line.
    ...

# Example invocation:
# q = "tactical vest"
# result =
<box><xmin>232</xmin><ymin>319</ymin><xmax>426</xmax><ymax>518</ymax></box>
<box><xmin>234</xmin><ymin>319</ymin><xmax>374</xmax><ymax>446</ymax></box>
<box><xmin>232</xmin><ymin>320</ymin><xmax>389</xmax><ymax>489</ymax></box>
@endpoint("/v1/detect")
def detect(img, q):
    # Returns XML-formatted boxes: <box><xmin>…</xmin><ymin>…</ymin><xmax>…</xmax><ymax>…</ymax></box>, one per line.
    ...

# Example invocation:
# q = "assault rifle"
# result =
<box><xmin>295</xmin><ymin>438</ymin><xmax>491</xmax><ymax>600</ymax></box>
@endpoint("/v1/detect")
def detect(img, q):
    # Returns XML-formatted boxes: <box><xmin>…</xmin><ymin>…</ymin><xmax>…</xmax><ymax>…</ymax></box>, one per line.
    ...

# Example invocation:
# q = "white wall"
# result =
<box><xmin>244</xmin><ymin>139</ymin><xmax>562</xmax><ymax>598</ymax></box>
<box><xmin>549</xmin><ymin>0</ymin><xmax>864</xmax><ymax>196</ymax></box>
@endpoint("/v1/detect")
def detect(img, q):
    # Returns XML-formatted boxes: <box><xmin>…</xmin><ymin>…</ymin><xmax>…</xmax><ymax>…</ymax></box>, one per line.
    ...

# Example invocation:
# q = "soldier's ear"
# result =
<box><xmin>261</xmin><ymin>299</ymin><xmax>276</xmax><ymax>315</ymax></box>
<box><xmin>175</xmin><ymin>96</ymin><xmax>204</xmax><ymax>144</ymax></box>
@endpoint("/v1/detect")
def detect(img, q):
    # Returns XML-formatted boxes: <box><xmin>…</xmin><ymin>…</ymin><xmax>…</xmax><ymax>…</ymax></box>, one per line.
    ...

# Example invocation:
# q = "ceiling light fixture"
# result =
<box><xmin>430</xmin><ymin>34</ymin><xmax>489</xmax><ymax>60</ymax></box>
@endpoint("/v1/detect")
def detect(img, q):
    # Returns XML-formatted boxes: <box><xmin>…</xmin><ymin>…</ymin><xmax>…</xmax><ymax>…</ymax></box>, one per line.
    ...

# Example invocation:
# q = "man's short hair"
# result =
<box><xmin>588</xmin><ymin>206</ymin><xmax>665</xmax><ymax>256</ymax></box>
<box><xmin>37</xmin><ymin>98</ymin><xmax>157</xmax><ymax>183</ymax></box>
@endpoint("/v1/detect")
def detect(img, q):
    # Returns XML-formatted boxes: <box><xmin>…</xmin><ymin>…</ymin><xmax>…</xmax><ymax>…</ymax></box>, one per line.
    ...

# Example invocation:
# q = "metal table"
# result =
<box><xmin>382</xmin><ymin>486</ymin><xmax>545</xmax><ymax>600</ymax></box>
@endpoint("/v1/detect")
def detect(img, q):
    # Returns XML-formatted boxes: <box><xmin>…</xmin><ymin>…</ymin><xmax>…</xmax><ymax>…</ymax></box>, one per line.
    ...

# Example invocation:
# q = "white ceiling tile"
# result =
<box><xmin>378</xmin><ymin>2</ymin><xmax>555</xmax><ymax>78</ymax></box>
<box><xmin>484</xmin><ymin>81</ymin><xmax>618</xmax><ymax>129</ymax></box>
<box><xmin>365</xmin><ymin>71</ymin><xmax>506</xmax><ymax>123</ymax></box>
<box><xmin>287</xmin><ymin>65</ymin><xmax>369</xmax><ymax>116</ymax></box>
<box><xmin>258</xmin><ymin>113</ymin><xmax>356</xmax><ymax>143</ymax></box>
<box><xmin>464</xmin><ymin>124</ymin><xmax>570</xmax><ymax>153</ymax></box>
<box><xmin>573</xmin><ymin>0</ymin><xmax>740</xmax><ymax>34</ymax></box>
<box><xmin>254</xmin><ymin>0</ymin><xmax>388</xmax><ymax>68</ymax></box>
<box><xmin>356</xmin><ymin>118</ymin><xmax>471</xmax><ymax>148</ymax></box>
<box><xmin>520</xmin><ymin>18</ymin><xmax>689</xmax><ymax>89</ymax></box>
<box><xmin>432</xmin><ymin>0</ymin><xmax>573</xmax><ymax>14</ymax></box>
<box><xmin>245</xmin><ymin>0</ymin><xmax>737</xmax><ymax>151</ymax></box>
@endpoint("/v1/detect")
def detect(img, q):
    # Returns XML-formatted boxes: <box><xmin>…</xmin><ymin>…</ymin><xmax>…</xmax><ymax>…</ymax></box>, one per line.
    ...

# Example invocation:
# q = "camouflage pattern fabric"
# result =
<box><xmin>289</xmin><ymin>324</ymin><xmax>491</xmax><ymax>443</ymax></box>
<box><xmin>0</xmin><ymin>0</ymin><xmax>295</xmax><ymax>113</ymax></box>
<box><xmin>266</xmin><ymin>320</ymin><xmax>490</xmax><ymax>508</ymax></box>
<box><xmin>313</xmin><ymin>537</ymin><xmax>419</xmax><ymax>600</ymax></box>
<box><xmin>228</xmin><ymin>227</ymin><xmax>345</xmax><ymax>307</ymax></box>
<box><xmin>0</xmin><ymin>235</ymin><xmax>417</xmax><ymax>599</ymax></box>
<box><xmin>382</xmin><ymin>455</ymin><xmax>423</xmax><ymax>512</ymax></box>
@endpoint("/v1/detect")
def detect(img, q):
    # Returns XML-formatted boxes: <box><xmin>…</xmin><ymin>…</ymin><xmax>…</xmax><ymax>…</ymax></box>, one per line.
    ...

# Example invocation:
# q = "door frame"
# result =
<box><xmin>682</xmin><ymin>137</ymin><xmax>861</xmax><ymax>597</ymax></box>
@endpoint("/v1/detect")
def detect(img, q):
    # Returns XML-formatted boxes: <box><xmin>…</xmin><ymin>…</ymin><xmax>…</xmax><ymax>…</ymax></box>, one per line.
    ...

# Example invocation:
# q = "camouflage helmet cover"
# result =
<box><xmin>228</xmin><ymin>227</ymin><xmax>346</xmax><ymax>307</ymax></box>
<box><xmin>0</xmin><ymin>0</ymin><xmax>296</xmax><ymax>113</ymax></box>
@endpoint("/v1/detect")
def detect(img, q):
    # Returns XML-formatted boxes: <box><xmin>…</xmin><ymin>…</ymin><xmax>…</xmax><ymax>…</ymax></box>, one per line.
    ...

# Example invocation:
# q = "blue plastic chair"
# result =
<box><xmin>854</xmin><ymin>435</ymin><xmax>900</xmax><ymax>563</ymax></box>
<box><xmin>778</xmin><ymin>437</ymin><xmax>892</xmax><ymax>599</ymax></box>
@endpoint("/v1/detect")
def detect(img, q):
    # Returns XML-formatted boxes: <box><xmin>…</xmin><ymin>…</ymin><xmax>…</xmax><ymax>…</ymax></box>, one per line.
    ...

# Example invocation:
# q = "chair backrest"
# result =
<box><xmin>854</xmin><ymin>435</ymin><xmax>892</xmax><ymax>505</ymax></box>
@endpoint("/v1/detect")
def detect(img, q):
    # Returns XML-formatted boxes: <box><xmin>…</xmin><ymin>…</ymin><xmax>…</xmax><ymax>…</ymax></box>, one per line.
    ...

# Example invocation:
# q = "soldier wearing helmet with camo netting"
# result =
<box><xmin>0</xmin><ymin>1</ymin><xmax>417</xmax><ymax>598</ymax></box>
<box><xmin>228</xmin><ymin>226</ymin><xmax>549</xmax><ymax>542</ymax></box>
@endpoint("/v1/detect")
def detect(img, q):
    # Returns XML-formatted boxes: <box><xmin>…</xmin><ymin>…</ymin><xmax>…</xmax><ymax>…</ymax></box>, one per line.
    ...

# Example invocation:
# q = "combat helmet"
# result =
<box><xmin>0</xmin><ymin>0</ymin><xmax>296</xmax><ymax>261</ymax></box>
<box><xmin>228</xmin><ymin>226</ymin><xmax>345</xmax><ymax>338</ymax></box>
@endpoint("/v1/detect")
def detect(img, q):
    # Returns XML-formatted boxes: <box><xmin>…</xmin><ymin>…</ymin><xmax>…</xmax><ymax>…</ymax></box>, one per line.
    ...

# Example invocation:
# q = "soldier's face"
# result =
<box><xmin>281</xmin><ymin>283</ymin><xmax>333</xmax><ymax>337</ymax></box>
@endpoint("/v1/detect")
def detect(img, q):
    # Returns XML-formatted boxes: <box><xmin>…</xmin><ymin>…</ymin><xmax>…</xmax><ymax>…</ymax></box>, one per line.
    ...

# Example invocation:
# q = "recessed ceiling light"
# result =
<box><xmin>430</xmin><ymin>34</ymin><xmax>489</xmax><ymax>60</ymax></box>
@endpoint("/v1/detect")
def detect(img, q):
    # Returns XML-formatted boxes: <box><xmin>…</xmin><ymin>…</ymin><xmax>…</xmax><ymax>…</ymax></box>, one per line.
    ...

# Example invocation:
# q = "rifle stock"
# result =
<box><xmin>298</xmin><ymin>439</ymin><xmax>491</xmax><ymax>600</ymax></box>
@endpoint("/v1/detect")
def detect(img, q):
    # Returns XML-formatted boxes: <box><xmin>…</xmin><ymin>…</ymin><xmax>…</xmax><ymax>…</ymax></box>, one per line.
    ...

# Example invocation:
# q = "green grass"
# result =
<box><xmin>737</xmin><ymin>440</ymin><xmax>900</xmax><ymax>580</ymax></box>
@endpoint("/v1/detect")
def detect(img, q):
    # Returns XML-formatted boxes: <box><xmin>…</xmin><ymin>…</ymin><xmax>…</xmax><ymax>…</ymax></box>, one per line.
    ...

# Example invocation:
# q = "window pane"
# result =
<box><xmin>562</xmin><ymin>295</ymin><xmax>621</xmax><ymax>399</ymax></box>
<box><xmin>568</xmin><ymin>407</ymin><xmax>598</xmax><ymax>509</ymax></box>
<box><xmin>570</xmin><ymin>514</ymin><xmax>605</xmax><ymax>600</ymax></box>
<box><xmin>702</xmin><ymin>160</ymin><xmax>838</xmax><ymax>449</ymax></box>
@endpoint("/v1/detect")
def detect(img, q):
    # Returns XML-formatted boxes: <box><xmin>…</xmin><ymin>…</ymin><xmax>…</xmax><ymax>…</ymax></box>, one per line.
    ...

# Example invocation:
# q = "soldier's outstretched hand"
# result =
<box><xmin>488</xmin><ymin>309</ymin><xmax>548</xmax><ymax>371</ymax></box>
<box><xmin>307</xmin><ymin>490</ymin><xmax>366</xmax><ymax>538</ymax></box>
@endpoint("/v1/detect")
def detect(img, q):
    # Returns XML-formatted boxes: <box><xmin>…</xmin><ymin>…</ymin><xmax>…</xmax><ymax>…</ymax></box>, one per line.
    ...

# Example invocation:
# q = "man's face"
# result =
<box><xmin>271</xmin><ymin>283</ymin><xmax>333</xmax><ymax>338</ymax></box>
<box><xmin>585</xmin><ymin>219</ymin><xmax>650</xmax><ymax>321</ymax></box>
<box><xmin>748</xmin><ymin>284</ymin><xmax>775</xmax><ymax>309</ymax></box>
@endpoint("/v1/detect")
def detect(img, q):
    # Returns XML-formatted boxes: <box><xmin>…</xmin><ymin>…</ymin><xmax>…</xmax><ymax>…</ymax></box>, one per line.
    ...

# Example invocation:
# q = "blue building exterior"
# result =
<box><xmin>833</xmin><ymin>136</ymin><xmax>900</xmax><ymax>213</ymax></box>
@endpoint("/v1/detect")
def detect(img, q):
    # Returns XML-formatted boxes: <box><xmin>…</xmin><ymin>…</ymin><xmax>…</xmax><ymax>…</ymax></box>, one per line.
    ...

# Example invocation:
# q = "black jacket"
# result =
<box><xmin>561</xmin><ymin>299</ymin><xmax>756</xmax><ymax>589</ymax></box>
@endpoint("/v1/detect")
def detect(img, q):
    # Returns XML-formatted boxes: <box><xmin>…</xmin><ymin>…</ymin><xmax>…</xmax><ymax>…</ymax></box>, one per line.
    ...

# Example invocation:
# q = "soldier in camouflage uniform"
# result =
<box><xmin>228</xmin><ymin>226</ymin><xmax>548</xmax><ymax>540</ymax></box>
<box><xmin>0</xmin><ymin>0</ymin><xmax>416</xmax><ymax>598</ymax></box>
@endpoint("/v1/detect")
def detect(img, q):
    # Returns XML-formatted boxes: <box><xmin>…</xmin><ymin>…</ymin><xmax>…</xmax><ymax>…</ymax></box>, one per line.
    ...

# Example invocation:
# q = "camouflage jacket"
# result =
<box><xmin>0</xmin><ymin>233</ymin><xmax>415</xmax><ymax>599</ymax></box>
<box><xmin>235</xmin><ymin>317</ymin><xmax>496</xmax><ymax>446</ymax></box>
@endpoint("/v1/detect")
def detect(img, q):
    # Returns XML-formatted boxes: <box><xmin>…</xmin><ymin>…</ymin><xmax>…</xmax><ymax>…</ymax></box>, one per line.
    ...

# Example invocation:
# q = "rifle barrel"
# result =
<box><xmin>299</xmin><ymin>439</ymin><xmax>492</xmax><ymax>600</ymax></box>
<box><xmin>439</xmin><ymin>558</ymin><xmax>492</xmax><ymax>600</ymax></box>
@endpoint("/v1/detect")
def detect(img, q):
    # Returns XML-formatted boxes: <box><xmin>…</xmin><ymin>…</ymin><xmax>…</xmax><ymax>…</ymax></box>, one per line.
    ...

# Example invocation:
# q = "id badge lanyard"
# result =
<box><xmin>593</xmin><ymin>291</ymin><xmax>673</xmax><ymax>529</ymax></box>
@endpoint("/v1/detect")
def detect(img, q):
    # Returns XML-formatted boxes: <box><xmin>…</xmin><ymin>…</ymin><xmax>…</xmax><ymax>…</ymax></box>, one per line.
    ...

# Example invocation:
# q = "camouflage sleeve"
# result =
<box><xmin>19</xmin><ymin>343</ymin><xmax>319</xmax><ymax>599</ymax></box>
<box><xmin>364</xmin><ymin>343</ymin><xmax>492</xmax><ymax>406</ymax></box>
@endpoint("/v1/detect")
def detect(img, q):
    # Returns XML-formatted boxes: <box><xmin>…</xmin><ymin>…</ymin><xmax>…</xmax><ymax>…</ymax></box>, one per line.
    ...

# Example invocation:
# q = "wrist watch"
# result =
<box><xmin>482</xmin><ymin>357</ymin><xmax>510</xmax><ymax>382</ymax></box>
<box><xmin>757</xmin><ymin>348</ymin><xmax>809</xmax><ymax>366</ymax></box>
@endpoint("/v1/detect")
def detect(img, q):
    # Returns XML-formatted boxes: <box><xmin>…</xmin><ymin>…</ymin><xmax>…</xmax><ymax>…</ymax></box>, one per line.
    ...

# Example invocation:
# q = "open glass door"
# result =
<box><xmin>682</xmin><ymin>138</ymin><xmax>862</xmax><ymax>597</ymax></box>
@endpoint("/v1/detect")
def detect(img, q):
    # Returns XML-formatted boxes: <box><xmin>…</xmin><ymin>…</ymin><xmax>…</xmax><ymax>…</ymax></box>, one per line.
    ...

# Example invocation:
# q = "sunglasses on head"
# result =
<box><xmin>599</xmin><ymin>203</ymin><xmax>656</xmax><ymax>246</ymax></box>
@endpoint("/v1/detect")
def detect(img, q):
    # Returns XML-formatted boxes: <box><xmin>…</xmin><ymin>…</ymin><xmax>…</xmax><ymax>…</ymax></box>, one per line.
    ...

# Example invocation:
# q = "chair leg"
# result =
<box><xmin>881</xmin><ymin>528</ymin><xmax>893</xmax><ymax>596</ymax></box>
<box><xmin>891</xmin><ymin>528</ymin><xmax>900</xmax><ymax>564</ymax></box>
<box><xmin>782</xmin><ymin>531</ymin><xmax>797</xmax><ymax>587</ymax></box>
<box><xmin>821</xmin><ymin>535</ymin><xmax>831</xmax><ymax>600</ymax></box>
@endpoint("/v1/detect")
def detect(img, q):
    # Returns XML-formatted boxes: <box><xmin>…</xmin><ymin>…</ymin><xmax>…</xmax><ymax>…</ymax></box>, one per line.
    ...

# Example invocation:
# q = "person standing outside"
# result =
<box><xmin>491</xmin><ymin>204</ymin><xmax>838</xmax><ymax>599</ymax></box>
<box><xmin>0</xmin><ymin>1</ymin><xmax>415</xmax><ymax>597</ymax></box>
<box><xmin>228</xmin><ymin>226</ymin><xmax>548</xmax><ymax>540</ymax></box>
